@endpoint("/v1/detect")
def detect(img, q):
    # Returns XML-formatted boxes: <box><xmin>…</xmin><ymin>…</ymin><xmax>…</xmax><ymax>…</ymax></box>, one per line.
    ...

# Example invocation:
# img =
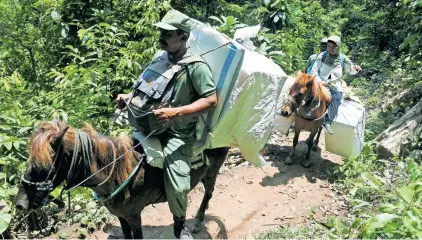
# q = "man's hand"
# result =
<box><xmin>353</xmin><ymin>64</ymin><xmax>362</xmax><ymax>72</ymax></box>
<box><xmin>153</xmin><ymin>108</ymin><xmax>180</xmax><ymax>124</ymax></box>
<box><xmin>116</xmin><ymin>93</ymin><xmax>131</xmax><ymax>109</ymax></box>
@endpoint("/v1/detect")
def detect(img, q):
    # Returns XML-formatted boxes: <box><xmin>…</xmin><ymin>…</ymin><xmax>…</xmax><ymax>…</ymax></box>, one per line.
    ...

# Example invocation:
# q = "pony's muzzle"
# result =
<box><xmin>15</xmin><ymin>187</ymin><xmax>29</xmax><ymax>211</ymax></box>
<box><xmin>16</xmin><ymin>199</ymin><xmax>29</xmax><ymax>211</ymax></box>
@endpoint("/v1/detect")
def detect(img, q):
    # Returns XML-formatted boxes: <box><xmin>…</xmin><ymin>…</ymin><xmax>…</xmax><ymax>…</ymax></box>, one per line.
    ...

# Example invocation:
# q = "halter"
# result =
<box><xmin>21</xmin><ymin>127</ymin><xmax>149</xmax><ymax>206</ymax></box>
<box><xmin>21</xmin><ymin>141</ymin><xmax>64</xmax><ymax>192</ymax></box>
<box><xmin>284</xmin><ymin>86</ymin><xmax>328</xmax><ymax>122</ymax></box>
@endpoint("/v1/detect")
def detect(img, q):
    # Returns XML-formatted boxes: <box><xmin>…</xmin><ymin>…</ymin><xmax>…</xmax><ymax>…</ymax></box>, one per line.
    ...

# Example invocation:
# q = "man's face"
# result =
<box><xmin>319</xmin><ymin>43</ymin><xmax>327</xmax><ymax>52</ymax></box>
<box><xmin>159</xmin><ymin>29</ymin><xmax>185</xmax><ymax>53</ymax></box>
<box><xmin>327</xmin><ymin>41</ymin><xmax>338</xmax><ymax>55</ymax></box>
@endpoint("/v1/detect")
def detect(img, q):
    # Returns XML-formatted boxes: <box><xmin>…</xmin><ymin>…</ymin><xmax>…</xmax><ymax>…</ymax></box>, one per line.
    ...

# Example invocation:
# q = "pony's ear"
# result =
<box><xmin>306</xmin><ymin>75</ymin><xmax>315</xmax><ymax>86</ymax></box>
<box><xmin>50</xmin><ymin>125</ymin><xmax>69</xmax><ymax>147</ymax></box>
<box><xmin>296</xmin><ymin>70</ymin><xmax>303</xmax><ymax>77</ymax></box>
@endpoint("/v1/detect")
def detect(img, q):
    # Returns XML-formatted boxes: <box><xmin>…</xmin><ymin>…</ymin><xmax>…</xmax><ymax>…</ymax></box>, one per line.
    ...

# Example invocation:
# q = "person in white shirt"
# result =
<box><xmin>311</xmin><ymin>35</ymin><xmax>362</xmax><ymax>134</ymax></box>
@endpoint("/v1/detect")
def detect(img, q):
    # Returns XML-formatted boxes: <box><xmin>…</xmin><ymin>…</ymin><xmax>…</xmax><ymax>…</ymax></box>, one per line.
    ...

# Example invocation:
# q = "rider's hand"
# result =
<box><xmin>116</xmin><ymin>93</ymin><xmax>130</xmax><ymax>109</ymax></box>
<box><xmin>153</xmin><ymin>108</ymin><xmax>179</xmax><ymax>124</ymax></box>
<box><xmin>353</xmin><ymin>64</ymin><xmax>362</xmax><ymax>72</ymax></box>
<box><xmin>319</xmin><ymin>80</ymin><xmax>328</xmax><ymax>86</ymax></box>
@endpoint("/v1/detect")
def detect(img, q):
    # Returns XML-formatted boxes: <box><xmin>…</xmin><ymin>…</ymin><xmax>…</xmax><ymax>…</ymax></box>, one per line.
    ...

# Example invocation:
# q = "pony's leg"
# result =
<box><xmin>303</xmin><ymin>131</ymin><xmax>317</xmax><ymax>168</ymax></box>
<box><xmin>312</xmin><ymin>126</ymin><xmax>323</xmax><ymax>151</ymax></box>
<box><xmin>118</xmin><ymin>217</ymin><xmax>133</xmax><ymax>239</ymax></box>
<box><xmin>285</xmin><ymin>128</ymin><xmax>300</xmax><ymax>165</ymax></box>
<box><xmin>125</xmin><ymin>215</ymin><xmax>143</xmax><ymax>239</ymax></box>
<box><xmin>193</xmin><ymin>147</ymin><xmax>229</xmax><ymax>233</ymax></box>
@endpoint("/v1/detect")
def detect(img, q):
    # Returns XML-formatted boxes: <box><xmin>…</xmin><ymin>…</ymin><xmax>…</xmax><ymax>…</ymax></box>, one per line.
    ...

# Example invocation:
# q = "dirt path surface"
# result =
<box><xmin>59</xmin><ymin>130</ymin><xmax>345</xmax><ymax>239</ymax></box>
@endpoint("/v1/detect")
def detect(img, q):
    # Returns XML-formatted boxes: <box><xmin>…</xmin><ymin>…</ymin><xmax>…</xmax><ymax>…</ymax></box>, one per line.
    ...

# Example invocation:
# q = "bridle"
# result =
<box><xmin>20</xmin><ymin>128</ymin><xmax>147</xmax><ymax>206</ymax></box>
<box><xmin>20</xmin><ymin>143</ymin><xmax>64</xmax><ymax>192</ymax></box>
<box><xmin>284</xmin><ymin>86</ymin><xmax>328</xmax><ymax>121</ymax></box>
<box><xmin>20</xmin><ymin>130</ymin><xmax>103</xmax><ymax>204</ymax></box>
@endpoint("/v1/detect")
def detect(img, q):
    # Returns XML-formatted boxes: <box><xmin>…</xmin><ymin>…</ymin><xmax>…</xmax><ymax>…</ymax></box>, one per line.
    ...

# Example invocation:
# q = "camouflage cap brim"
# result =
<box><xmin>153</xmin><ymin>22</ymin><xmax>178</xmax><ymax>31</ymax></box>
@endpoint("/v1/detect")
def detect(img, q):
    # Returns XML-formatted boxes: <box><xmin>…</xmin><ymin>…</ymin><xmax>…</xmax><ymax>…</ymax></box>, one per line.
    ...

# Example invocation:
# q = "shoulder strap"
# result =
<box><xmin>321</xmin><ymin>51</ymin><xmax>327</xmax><ymax>63</ymax></box>
<box><xmin>306</xmin><ymin>59</ymin><xmax>316</xmax><ymax>74</ymax></box>
<box><xmin>178</xmin><ymin>55</ymin><xmax>205</xmax><ymax>65</ymax></box>
<box><xmin>340</xmin><ymin>53</ymin><xmax>345</xmax><ymax>68</ymax></box>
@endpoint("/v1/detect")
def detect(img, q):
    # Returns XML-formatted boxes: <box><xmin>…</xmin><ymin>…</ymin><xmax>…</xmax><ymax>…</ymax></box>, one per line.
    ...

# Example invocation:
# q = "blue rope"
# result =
<box><xmin>93</xmin><ymin>159</ymin><xmax>143</xmax><ymax>202</ymax></box>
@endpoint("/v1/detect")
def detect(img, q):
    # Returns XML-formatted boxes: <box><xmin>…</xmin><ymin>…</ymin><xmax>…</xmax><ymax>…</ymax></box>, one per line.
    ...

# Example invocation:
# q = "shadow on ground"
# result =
<box><xmin>260</xmin><ymin>140</ymin><xmax>340</xmax><ymax>187</ymax></box>
<box><xmin>105</xmin><ymin>215</ymin><xmax>227</xmax><ymax>239</ymax></box>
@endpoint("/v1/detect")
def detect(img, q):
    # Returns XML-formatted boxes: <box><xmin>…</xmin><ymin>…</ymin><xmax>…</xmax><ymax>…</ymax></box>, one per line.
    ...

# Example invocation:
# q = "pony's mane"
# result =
<box><xmin>293</xmin><ymin>72</ymin><xmax>332</xmax><ymax>102</ymax></box>
<box><xmin>29</xmin><ymin>121</ymin><xmax>137</xmax><ymax>185</ymax></box>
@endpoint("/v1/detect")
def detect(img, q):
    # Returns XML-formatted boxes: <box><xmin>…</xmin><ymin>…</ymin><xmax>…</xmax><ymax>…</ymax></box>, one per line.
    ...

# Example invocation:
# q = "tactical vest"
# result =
<box><xmin>127</xmin><ymin>52</ymin><xmax>205</xmax><ymax>135</ymax></box>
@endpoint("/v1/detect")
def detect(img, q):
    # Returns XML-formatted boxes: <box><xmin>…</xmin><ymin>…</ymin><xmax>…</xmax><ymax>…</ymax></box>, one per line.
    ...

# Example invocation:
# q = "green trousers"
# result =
<box><xmin>161</xmin><ymin>136</ymin><xmax>193</xmax><ymax>218</ymax></box>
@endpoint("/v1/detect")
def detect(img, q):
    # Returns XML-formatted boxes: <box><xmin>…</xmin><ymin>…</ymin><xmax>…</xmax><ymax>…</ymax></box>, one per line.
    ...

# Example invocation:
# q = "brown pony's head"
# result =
<box><xmin>280</xmin><ymin>70</ymin><xmax>330</xmax><ymax>117</ymax></box>
<box><xmin>16</xmin><ymin>117</ymin><xmax>138</xmax><ymax>211</ymax></box>
<box><xmin>16</xmin><ymin>117</ymin><xmax>71</xmax><ymax>210</ymax></box>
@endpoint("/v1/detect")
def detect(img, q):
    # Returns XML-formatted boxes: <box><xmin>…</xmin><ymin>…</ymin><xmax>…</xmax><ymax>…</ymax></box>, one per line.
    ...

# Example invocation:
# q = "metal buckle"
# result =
<box><xmin>36</xmin><ymin>180</ymin><xmax>53</xmax><ymax>191</ymax></box>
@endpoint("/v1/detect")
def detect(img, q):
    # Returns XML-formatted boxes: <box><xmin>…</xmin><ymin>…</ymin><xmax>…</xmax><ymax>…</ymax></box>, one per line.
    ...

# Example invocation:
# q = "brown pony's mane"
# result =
<box><xmin>292</xmin><ymin>71</ymin><xmax>332</xmax><ymax>102</ymax></box>
<box><xmin>29</xmin><ymin>121</ymin><xmax>137</xmax><ymax>185</ymax></box>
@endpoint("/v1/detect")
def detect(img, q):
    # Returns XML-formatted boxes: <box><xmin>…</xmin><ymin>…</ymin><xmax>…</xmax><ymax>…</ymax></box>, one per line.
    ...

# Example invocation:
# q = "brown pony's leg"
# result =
<box><xmin>125</xmin><ymin>214</ymin><xmax>143</xmax><ymax>239</ymax></box>
<box><xmin>312</xmin><ymin>126</ymin><xmax>323</xmax><ymax>151</ymax></box>
<box><xmin>193</xmin><ymin>147</ymin><xmax>229</xmax><ymax>233</ymax></box>
<box><xmin>303</xmin><ymin>131</ymin><xmax>317</xmax><ymax>168</ymax></box>
<box><xmin>118</xmin><ymin>217</ymin><xmax>133</xmax><ymax>239</ymax></box>
<box><xmin>285</xmin><ymin>125</ymin><xmax>300</xmax><ymax>165</ymax></box>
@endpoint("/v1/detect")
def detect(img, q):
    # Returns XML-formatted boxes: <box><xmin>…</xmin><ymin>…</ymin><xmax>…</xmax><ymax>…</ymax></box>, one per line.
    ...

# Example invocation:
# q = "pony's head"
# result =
<box><xmin>16</xmin><ymin>117</ymin><xmax>71</xmax><ymax>210</ymax></box>
<box><xmin>280</xmin><ymin>70</ymin><xmax>317</xmax><ymax>117</ymax></box>
<box><xmin>15</xmin><ymin>117</ymin><xmax>138</xmax><ymax>211</ymax></box>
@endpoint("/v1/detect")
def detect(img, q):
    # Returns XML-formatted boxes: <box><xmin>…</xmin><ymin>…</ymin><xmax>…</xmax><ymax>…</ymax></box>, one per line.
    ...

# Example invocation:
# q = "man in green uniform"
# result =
<box><xmin>117</xmin><ymin>9</ymin><xmax>217</xmax><ymax>239</ymax></box>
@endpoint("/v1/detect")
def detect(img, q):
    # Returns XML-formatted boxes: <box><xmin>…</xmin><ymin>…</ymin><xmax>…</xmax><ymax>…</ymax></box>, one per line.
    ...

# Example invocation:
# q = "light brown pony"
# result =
<box><xmin>280</xmin><ymin>70</ymin><xmax>332</xmax><ymax>167</ymax></box>
<box><xmin>15</xmin><ymin>119</ymin><xmax>229</xmax><ymax>239</ymax></box>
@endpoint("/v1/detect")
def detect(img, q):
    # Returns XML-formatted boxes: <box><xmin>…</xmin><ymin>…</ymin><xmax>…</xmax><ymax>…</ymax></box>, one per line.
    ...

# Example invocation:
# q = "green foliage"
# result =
<box><xmin>259</xmin><ymin>148</ymin><xmax>422</xmax><ymax>239</ymax></box>
<box><xmin>1</xmin><ymin>0</ymin><xmax>421</xmax><ymax>238</ymax></box>
<box><xmin>208</xmin><ymin>15</ymin><xmax>246</xmax><ymax>37</ymax></box>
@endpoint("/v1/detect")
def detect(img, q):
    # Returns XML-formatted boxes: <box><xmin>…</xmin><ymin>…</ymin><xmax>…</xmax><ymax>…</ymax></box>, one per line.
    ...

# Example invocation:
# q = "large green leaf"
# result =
<box><xmin>397</xmin><ymin>187</ymin><xmax>414</xmax><ymax>204</ymax></box>
<box><xmin>379</xmin><ymin>203</ymin><xmax>397</xmax><ymax>213</ymax></box>
<box><xmin>0</xmin><ymin>213</ymin><xmax>11</xmax><ymax>234</ymax></box>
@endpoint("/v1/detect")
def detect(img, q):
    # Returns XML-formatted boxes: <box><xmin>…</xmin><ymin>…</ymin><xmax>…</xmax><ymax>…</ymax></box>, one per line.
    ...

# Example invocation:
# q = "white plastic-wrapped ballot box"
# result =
<box><xmin>274</xmin><ymin>76</ymin><xmax>295</xmax><ymax>135</ymax></box>
<box><xmin>185</xmin><ymin>19</ymin><xmax>288</xmax><ymax>166</ymax></box>
<box><xmin>325</xmin><ymin>99</ymin><xmax>366</xmax><ymax>158</ymax></box>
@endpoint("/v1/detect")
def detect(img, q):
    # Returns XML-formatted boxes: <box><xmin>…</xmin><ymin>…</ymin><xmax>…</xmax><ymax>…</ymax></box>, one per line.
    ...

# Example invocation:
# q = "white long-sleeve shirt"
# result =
<box><xmin>311</xmin><ymin>52</ymin><xmax>357</xmax><ymax>92</ymax></box>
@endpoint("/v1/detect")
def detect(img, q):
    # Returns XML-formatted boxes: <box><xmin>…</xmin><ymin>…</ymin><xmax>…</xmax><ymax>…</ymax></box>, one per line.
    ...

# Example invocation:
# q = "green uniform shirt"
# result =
<box><xmin>167</xmin><ymin>56</ymin><xmax>216</xmax><ymax>139</ymax></box>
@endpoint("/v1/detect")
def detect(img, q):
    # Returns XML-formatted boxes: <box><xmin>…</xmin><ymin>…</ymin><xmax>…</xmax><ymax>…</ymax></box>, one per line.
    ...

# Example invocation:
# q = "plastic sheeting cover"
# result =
<box><xmin>207</xmin><ymin>48</ymin><xmax>288</xmax><ymax>166</ymax></box>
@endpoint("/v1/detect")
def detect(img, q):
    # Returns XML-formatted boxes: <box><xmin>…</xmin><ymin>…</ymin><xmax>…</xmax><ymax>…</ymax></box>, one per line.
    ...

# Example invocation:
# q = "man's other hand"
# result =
<box><xmin>116</xmin><ymin>93</ymin><xmax>130</xmax><ymax>109</ymax></box>
<box><xmin>153</xmin><ymin>108</ymin><xmax>179</xmax><ymax>123</ymax></box>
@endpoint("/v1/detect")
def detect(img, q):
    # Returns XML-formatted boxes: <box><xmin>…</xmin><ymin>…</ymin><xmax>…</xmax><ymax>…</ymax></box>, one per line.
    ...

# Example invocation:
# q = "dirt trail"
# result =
<box><xmin>59</xmin><ymin>130</ymin><xmax>345</xmax><ymax>239</ymax></box>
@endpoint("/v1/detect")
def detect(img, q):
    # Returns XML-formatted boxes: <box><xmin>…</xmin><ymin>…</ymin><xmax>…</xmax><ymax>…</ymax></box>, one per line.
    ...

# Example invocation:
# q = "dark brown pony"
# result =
<box><xmin>15</xmin><ymin>118</ymin><xmax>229</xmax><ymax>239</ymax></box>
<box><xmin>280</xmin><ymin>70</ymin><xmax>332</xmax><ymax>167</ymax></box>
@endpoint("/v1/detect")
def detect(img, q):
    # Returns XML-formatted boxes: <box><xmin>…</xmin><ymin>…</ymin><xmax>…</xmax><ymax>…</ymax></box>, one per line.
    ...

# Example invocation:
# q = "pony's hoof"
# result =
<box><xmin>192</xmin><ymin>220</ymin><xmax>202</xmax><ymax>233</ymax></box>
<box><xmin>302</xmin><ymin>160</ymin><xmax>312</xmax><ymax>168</ymax></box>
<box><xmin>284</xmin><ymin>157</ymin><xmax>293</xmax><ymax>165</ymax></box>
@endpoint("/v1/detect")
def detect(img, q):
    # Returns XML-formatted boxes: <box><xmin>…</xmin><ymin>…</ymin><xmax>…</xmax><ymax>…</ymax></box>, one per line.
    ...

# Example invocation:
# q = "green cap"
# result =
<box><xmin>153</xmin><ymin>9</ymin><xmax>193</xmax><ymax>33</ymax></box>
